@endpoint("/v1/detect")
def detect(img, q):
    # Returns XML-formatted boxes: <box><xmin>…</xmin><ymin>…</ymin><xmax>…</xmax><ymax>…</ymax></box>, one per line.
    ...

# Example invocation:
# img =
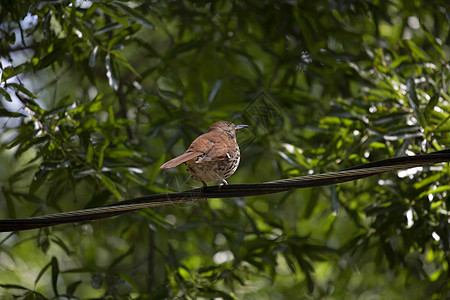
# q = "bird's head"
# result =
<box><xmin>208</xmin><ymin>121</ymin><xmax>249</xmax><ymax>139</ymax></box>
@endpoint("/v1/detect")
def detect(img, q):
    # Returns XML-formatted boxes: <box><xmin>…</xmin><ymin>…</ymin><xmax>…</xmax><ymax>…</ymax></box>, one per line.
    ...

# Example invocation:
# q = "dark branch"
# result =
<box><xmin>1</xmin><ymin>150</ymin><xmax>450</xmax><ymax>232</ymax></box>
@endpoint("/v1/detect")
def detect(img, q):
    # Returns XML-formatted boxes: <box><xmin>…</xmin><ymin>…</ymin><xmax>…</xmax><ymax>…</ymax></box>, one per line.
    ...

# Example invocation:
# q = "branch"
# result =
<box><xmin>1</xmin><ymin>150</ymin><xmax>450</xmax><ymax>232</ymax></box>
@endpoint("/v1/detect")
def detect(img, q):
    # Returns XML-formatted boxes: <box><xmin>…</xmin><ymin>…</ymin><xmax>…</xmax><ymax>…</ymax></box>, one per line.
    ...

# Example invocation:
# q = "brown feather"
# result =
<box><xmin>160</xmin><ymin>123</ymin><xmax>240</xmax><ymax>170</ymax></box>
<box><xmin>187</xmin><ymin>131</ymin><xmax>235</xmax><ymax>161</ymax></box>
<box><xmin>160</xmin><ymin>151</ymin><xmax>203</xmax><ymax>169</ymax></box>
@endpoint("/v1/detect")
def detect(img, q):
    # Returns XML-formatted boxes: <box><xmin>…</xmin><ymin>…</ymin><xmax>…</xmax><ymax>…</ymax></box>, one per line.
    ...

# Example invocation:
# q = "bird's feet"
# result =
<box><xmin>218</xmin><ymin>179</ymin><xmax>228</xmax><ymax>190</ymax></box>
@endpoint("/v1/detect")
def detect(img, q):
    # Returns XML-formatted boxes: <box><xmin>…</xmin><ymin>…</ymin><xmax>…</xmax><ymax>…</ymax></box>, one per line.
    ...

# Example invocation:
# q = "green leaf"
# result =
<box><xmin>8</xmin><ymin>83</ymin><xmax>36</xmax><ymax>98</ymax></box>
<box><xmin>406</xmin><ymin>77</ymin><xmax>427</xmax><ymax>127</ymax></box>
<box><xmin>0</xmin><ymin>108</ymin><xmax>22</xmax><ymax>117</ymax></box>
<box><xmin>0</xmin><ymin>88</ymin><xmax>12</xmax><ymax>102</ymax></box>
<box><xmin>101</xmin><ymin>5</ymin><xmax>131</xmax><ymax>27</ymax></box>
<box><xmin>51</xmin><ymin>257</ymin><xmax>60</xmax><ymax>296</ymax></box>
<box><xmin>30</xmin><ymin>168</ymin><xmax>49</xmax><ymax>195</ymax></box>
<box><xmin>95</xmin><ymin>23</ymin><xmax>123</xmax><ymax>36</ymax></box>
<box><xmin>1</xmin><ymin>64</ymin><xmax>28</xmax><ymax>81</ymax></box>
<box><xmin>105</xmin><ymin>148</ymin><xmax>138</xmax><ymax>159</ymax></box>
<box><xmin>89</xmin><ymin>45</ymin><xmax>99</xmax><ymax>67</ymax></box>
<box><xmin>35</xmin><ymin>45</ymin><xmax>66</xmax><ymax>70</ymax></box>
<box><xmin>111</xmin><ymin>2</ymin><xmax>155</xmax><ymax>29</ymax></box>
<box><xmin>3</xmin><ymin>192</ymin><xmax>16</xmax><ymax>219</ymax></box>
<box><xmin>0</xmin><ymin>284</ymin><xmax>30</xmax><ymax>291</ymax></box>
<box><xmin>66</xmin><ymin>280</ymin><xmax>82</xmax><ymax>296</ymax></box>
<box><xmin>50</xmin><ymin>235</ymin><xmax>73</xmax><ymax>256</ymax></box>
<box><xmin>112</xmin><ymin>50</ymin><xmax>141</xmax><ymax>77</ymax></box>
<box><xmin>98</xmin><ymin>140</ymin><xmax>110</xmax><ymax>169</ymax></box>
<box><xmin>389</xmin><ymin>55</ymin><xmax>409</xmax><ymax>69</ymax></box>
<box><xmin>330</xmin><ymin>185</ymin><xmax>339</xmax><ymax>214</ymax></box>
<box><xmin>105</xmin><ymin>52</ymin><xmax>119</xmax><ymax>91</ymax></box>
<box><xmin>402</xmin><ymin>40</ymin><xmax>431</xmax><ymax>61</ymax></box>
<box><xmin>99</xmin><ymin>173</ymin><xmax>122</xmax><ymax>200</ymax></box>
<box><xmin>424</xmin><ymin>92</ymin><xmax>439</xmax><ymax>116</ymax></box>
<box><xmin>86</xmin><ymin>142</ymin><xmax>94</xmax><ymax>163</ymax></box>
<box><xmin>88</xmin><ymin>96</ymin><xmax>103</xmax><ymax>112</ymax></box>
<box><xmin>35</xmin><ymin>260</ymin><xmax>52</xmax><ymax>288</ymax></box>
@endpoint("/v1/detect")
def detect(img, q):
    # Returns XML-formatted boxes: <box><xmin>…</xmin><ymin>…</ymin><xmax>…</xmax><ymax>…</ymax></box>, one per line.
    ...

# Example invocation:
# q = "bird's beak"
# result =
<box><xmin>235</xmin><ymin>124</ymin><xmax>249</xmax><ymax>130</ymax></box>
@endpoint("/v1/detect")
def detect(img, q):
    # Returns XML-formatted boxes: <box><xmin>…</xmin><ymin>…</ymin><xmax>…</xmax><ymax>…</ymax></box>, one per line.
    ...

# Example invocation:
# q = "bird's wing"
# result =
<box><xmin>189</xmin><ymin>132</ymin><xmax>230</xmax><ymax>162</ymax></box>
<box><xmin>160</xmin><ymin>151</ymin><xmax>203</xmax><ymax>169</ymax></box>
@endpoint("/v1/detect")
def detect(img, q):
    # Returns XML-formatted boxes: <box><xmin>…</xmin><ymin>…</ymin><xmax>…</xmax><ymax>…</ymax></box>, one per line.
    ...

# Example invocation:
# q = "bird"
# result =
<box><xmin>160</xmin><ymin>121</ymin><xmax>249</xmax><ymax>188</ymax></box>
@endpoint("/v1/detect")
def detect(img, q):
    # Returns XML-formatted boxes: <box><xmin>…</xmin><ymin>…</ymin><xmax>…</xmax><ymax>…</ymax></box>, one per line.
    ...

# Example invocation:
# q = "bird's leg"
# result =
<box><xmin>214</xmin><ymin>173</ymin><xmax>228</xmax><ymax>189</ymax></box>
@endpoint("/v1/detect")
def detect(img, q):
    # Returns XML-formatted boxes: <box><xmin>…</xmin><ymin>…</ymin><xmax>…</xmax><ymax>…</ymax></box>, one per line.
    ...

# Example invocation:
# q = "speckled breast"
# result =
<box><xmin>185</xmin><ymin>148</ymin><xmax>241</xmax><ymax>183</ymax></box>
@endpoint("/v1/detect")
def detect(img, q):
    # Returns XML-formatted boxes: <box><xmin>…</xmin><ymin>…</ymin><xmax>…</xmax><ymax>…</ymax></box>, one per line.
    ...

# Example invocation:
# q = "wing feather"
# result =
<box><xmin>160</xmin><ymin>151</ymin><xmax>203</xmax><ymax>169</ymax></box>
<box><xmin>188</xmin><ymin>132</ymin><xmax>231</xmax><ymax>162</ymax></box>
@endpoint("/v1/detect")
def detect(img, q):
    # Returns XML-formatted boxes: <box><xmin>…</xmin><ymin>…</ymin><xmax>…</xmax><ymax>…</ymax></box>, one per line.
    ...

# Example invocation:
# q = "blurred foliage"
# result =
<box><xmin>0</xmin><ymin>0</ymin><xmax>450</xmax><ymax>298</ymax></box>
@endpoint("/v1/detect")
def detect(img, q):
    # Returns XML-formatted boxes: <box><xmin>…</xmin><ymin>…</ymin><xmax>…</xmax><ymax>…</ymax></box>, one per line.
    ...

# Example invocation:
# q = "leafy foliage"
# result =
<box><xmin>0</xmin><ymin>0</ymin><xmax>449</xmax><ymax>298</ymax></box>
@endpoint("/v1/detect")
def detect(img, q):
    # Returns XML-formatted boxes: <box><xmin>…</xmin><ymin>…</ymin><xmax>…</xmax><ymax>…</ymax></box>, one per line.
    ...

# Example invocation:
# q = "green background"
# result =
<box><xmin>0</xmin><ymin>0</ymin><xmax>449</xmax><ymax>298</ymax></box>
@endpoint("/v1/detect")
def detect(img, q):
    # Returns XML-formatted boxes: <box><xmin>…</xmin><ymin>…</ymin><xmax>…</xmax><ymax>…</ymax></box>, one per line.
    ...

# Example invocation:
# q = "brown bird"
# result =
<box><xmin>160</xmin><ymin>121</ymin><xmax>248</xmax><ymax>188</ymax></box>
